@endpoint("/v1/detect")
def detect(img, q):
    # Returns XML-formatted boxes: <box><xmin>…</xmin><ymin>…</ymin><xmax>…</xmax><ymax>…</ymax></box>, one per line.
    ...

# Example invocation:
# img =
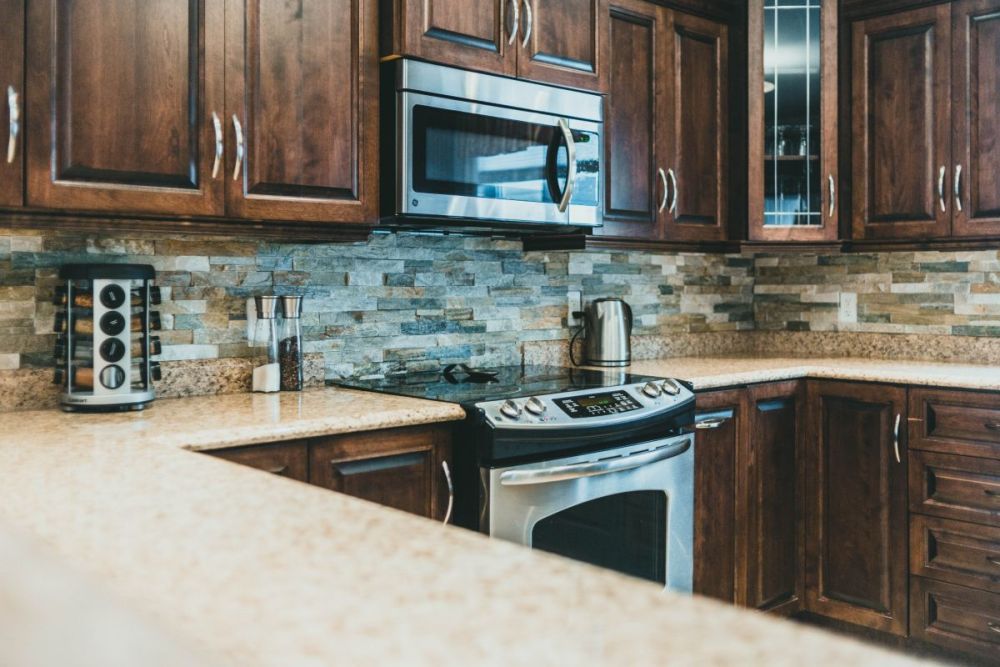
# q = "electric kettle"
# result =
<box><xmin>581</xmin><ymin>298</ymin><xmax>632</xmax><ymax>367</ymax></box>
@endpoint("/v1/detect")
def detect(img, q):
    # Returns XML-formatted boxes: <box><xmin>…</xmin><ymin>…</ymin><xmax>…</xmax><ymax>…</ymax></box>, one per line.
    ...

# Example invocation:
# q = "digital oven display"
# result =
<box><xmin>553</xmin><ymin>391</ymin><xmax>642</xmax><ymax>419</ymax></box>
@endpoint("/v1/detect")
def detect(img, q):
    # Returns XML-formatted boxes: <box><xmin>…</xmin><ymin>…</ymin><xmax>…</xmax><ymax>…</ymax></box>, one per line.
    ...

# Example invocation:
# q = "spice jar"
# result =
<box><xmin>279</xmin><ymin>295</ymin><xmax>303</xmax><ymax>391</ymax></box>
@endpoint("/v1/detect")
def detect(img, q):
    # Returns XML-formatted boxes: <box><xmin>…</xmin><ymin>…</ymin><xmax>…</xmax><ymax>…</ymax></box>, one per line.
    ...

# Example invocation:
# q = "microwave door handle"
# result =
<box><xmin>557</xmin><ymin>119</ymin><xmax>576</xmax><ymax>213</ymax></box>
<box><xmin>499</xmin><ymin>440</ymin><xmax>690</xmax><ymax>486</ymax></box>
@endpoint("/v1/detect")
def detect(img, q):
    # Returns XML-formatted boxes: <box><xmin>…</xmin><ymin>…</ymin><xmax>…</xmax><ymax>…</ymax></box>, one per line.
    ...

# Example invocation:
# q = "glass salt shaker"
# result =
<box><xmin>252</xmin><ymin>295</ymin><xmax>280</xmax><ymax>393</ymax></box>
<box><xmin>279</xmin><ymin>295</ymin><xmax>303</xmax><ymax>391</ymax></box>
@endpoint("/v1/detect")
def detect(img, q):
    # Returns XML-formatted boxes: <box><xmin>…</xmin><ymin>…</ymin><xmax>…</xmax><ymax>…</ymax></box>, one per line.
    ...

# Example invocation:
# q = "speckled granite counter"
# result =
<box><xmin>629</xmin><ymin>356</ymin><xmax>1000</xmax><ymax>392</ymax></box>
<box><xmin>0</xmin><ymin>385</ymin><xmax>934</xmax><ymax>665</ymax></box>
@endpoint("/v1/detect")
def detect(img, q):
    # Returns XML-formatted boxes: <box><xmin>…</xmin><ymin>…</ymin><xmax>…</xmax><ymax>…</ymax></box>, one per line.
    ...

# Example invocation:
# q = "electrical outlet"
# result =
<box><xmin>567</xmin><ymin>291</ymin><xmax>583</xmax><ymax>327</ymax></box>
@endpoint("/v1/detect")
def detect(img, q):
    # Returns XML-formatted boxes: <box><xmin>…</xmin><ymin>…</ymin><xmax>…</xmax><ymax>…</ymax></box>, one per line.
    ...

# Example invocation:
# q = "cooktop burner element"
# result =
<box><xmin>331</xmin><ymin>365</ymin><xmax>666</xmax><ymax>406</ymax></box>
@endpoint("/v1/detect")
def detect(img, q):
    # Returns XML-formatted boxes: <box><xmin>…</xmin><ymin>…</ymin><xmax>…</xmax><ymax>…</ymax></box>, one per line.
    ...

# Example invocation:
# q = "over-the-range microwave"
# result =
<box><xmin>381</xmin><ymin>59</ymin><xmax>603</xmax><ymax>231</ymax></box>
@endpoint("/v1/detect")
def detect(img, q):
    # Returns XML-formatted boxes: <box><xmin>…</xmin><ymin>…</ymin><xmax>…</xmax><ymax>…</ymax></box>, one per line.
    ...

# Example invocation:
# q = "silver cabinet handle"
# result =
<box><xmin>954</xmin><ymin>164</ymin><xmax>963</xmax><ymax>212</ymax></box>
<box><xmin>828</xmin><ymin>174</ymin><xmax>835</xmax><ymax>218</ymax></box>
<box><xmin>987</xmin><ymin>555</ymin><xmax>1000</xmax><ymax>567</ymax></box>
<box><xmin>937</xmin><ymin>165</ymin><xmax>947</xmax><ymax>212</ymax></box>
<box><xmin>232</xmin><ymin>115</ymin><xmax>244</xmax><ymax>181</ymax></box>
<box><xmin>556</xmin><ymin>118</ymin><xmax>575</xmax><ymax>213</ymax></box>
<box><xmin>441</xmin><ymin>460</ymin><xmax>454</xmax><ymax>525</ymax></box>
<box><xmin>893</xmin><ymin>413</ymin><xmax>901</xmax><ymax>464</ymax></box>
<box><xmin>500</xmin><ymin>439</ymin><xmax>690</xmax><ymax>486</ymax></box>
<box><xmin>6</xmin><ymin>86</ymin><xmax>19</xmax><ymax>164</ymax></box>
<box><xmin>657</xmin><ymin>167</ymin><xmax>668</xmax><ymax>213</ymax></box>
<box><xmin>506</xmin><ymin>0</ymin><xmax>520</xmax><ymax>45</ymax></box>
<box><xmin>989</xmin><ymin>622</ymin><xmax>1000</xmax><ymax>634</ymax></box>
<box><xmin>265</xmin><ymin>465</ymin><xmax>288</xmax><ymax>476</ymax></box>
<box><xmin>211</xmin><ymin>112</ymin><xmax>223</xmax><ymax>179</ymax></box>
<box><xmin>695</xmin><ymin>417</ymin><xmax>728</xmax><ymax>430</ymax></box>
<box><xmin>521</xmin><ymin>0</ymin><xmax>532</xmax><ymax>49</ymax></box>
<box><xmin>667</xmin><ymin>168</ymin><xmax>678</xmax><ymax>214</ymax></box>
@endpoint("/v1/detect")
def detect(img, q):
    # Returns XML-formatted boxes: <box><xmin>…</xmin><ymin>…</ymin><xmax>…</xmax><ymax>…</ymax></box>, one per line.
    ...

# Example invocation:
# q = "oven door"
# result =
<box><xmin>399</xmin><ymin>91</ymin><xmax>601</xmax><ymax>227</ymax></box>
<box><xmin>482</xmin><ymin>435</ymin><xmax>693</xmax><ymax>591</ymax></box>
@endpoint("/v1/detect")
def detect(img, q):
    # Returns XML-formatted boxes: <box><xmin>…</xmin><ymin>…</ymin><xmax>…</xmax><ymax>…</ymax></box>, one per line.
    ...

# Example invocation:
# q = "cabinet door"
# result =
<box><xmin>25</xmin><ymin>0</ymin><xmax>225</xmax><ymax>216</ymax></box>
<box><xmin>309</xmin><ymin>426</ymin><xmax>453</xmax><ymax>521</ymax></box>
<box><xmin>598</xmin><ymin>0</ymin><xmax>666</xmax><ymax>240</ymax></box>
<box><xmin>225</xmin><ymin>0</ymin><xmax>378</xmax><ymax>223</ymax></box>
<box><xmin>850</xmin><ymin>4</ymin><xmax>952</xmax><ymax>240</ymax></box>
<box><xmin>394</xmin><ymin>0</ymin><xmax>516</xmax><ymax>78</ymax></box>
<box><xmin>805</xmin><ymin>381</ymin><xmax>908</xmax><ymax>635</ymax></box>
<box><xmin>662</xmin><ymin>10</ymin><xmax>729</xmax><ymax>241</ymax></box>
<box><xmin>951</xmin><ymin>0</ymin><xmax>1000</xmax><ymax>238</ymax></box>
<box><xmin>693</xmin><ymin>389</ymin><xmax>744</xmax><ymax>604</ymax></box>
<box><xmin>0</xmin><ymin>0</ymin><xmax>23</xmax><ymax>207</ymax></box>
<box><xmin>210</xmin><ymin>440</ymin><xmax>310</xmax><ymax>483</ymax></box>
<box><xmin>517</xmin><ymin>0</ymin><xmax>607</xmax><ymax>92</ymax></box>
<box><xmin>745</xmin><ymin>381</ymin><xmax>805</xmax><ymax>614</ymax></box>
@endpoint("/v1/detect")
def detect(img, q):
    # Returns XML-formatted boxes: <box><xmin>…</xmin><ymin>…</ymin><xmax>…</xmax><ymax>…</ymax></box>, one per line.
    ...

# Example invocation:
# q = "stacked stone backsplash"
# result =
<box><xmin>1</xmin><ymin>225</ymin><xmax>997</xmax><ymax>411</ymax></box>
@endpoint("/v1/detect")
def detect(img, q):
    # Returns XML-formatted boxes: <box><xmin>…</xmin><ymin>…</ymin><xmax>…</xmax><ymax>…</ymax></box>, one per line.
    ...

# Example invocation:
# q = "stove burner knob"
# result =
<box><xmin>641</xmin><ymin>382</ymin><xmax>662</xmax><ymax>398</ymax></box>
<box><xmin>661</xmin><ymin>379</ymin><xmax>681</xmax><ymax>396</ymax></box>
<box><xmin>525</xmin><ymin>397</ymin><xmax>546</xmax><ymax>415</ymax></box>
<box><xmin>500</xmin><ymin>399</ymin><xmax>522</xmax><ymax>420</ymax></box>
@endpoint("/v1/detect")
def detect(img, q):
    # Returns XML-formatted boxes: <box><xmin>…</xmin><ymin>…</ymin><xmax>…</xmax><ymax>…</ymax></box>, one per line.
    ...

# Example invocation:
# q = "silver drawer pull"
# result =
<box><xmin>892</xmin><ymin>413</ymin><xmax>901</xmax><ymax>464</ymax></box>
<box><xmin>985</xmin><ymin>421</ymin><xmax>1000</xmax><ymax>432</ymax></box>
<box><xmin>441</xmin><ymin>461</ymin><xmax>454</xmax><ymax>525</ymax></box>
<box><xmin>695</xmin><ymin>417</ymin><xmax>728</xmax><ymax>430</ymax></box>
<box><xmin>988</xmin><ymin>622</ymin><xmax>1000</xmax><ymax>634</ymax></box>
<box><xmin>987</xmin><ymin>556</ymin><xmax>1000</xmax><ymax>567</ymax></box>
<box><xmin>985</xmin><ymin>488</ymin><xmax>1000</xmax><ymax>498</ymax></box>
<box><xmin>265</xmin><ymin>465</ymin><xmax>288</xmax><ymax>475</ymax></box>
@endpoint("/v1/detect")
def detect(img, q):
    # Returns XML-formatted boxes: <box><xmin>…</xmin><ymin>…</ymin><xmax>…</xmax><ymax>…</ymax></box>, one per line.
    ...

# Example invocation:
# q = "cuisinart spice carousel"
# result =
<box><xmin>53</xmin><ymin>264</ymin><xmax>162</xmax><ymax>412</ymax></box>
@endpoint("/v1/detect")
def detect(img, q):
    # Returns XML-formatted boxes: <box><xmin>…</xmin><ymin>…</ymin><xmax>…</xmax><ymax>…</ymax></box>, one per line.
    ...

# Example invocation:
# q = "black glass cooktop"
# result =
<box><xmin>331</xmin><ymin>365</ymin><xmax>665</xmax><ymax>406</ymax></box>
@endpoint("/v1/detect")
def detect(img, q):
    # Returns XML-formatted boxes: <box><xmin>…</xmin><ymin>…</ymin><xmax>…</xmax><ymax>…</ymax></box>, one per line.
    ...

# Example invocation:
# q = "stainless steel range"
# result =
<box><xmin>335</xmin><ymin>365</ymin><xmax>695</xmax><ymax>591</ymax></box>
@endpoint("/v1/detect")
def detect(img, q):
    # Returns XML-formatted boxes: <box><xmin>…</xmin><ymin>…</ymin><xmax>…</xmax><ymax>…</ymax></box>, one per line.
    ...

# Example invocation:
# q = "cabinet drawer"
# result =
<box><xmin>911</xmin><ymin>515</ymin><xmax>1000</xmax><ymax>594</ymax></box>
<box><xmin>210</xmin><ymin>440</ymin><xmax>310</xmax><ymax>482</ymax></box>
<box><xmin>910</xmin><ymin>577</ymin><xmax>1000</xmax><ymax>661</ymax></box>
<box><xmin>910</xmin><ymin>450</ymin><xmax>1000</xmax><ymax>526</ymax></box>
<box><xmin>909</xmin><ymin>388</ymin><xmax>1000</xmax><ymax>459</ymax></box>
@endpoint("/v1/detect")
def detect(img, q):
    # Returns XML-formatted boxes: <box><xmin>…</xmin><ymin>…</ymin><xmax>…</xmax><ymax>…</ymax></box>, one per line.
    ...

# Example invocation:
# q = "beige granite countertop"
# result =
<box><xmin>0</xmin><ymin>384</ymin><xmax>938</xmax><ymax>665</ymax></box>
<box><xmin>628</xmin><ymin>356</ymin><xmax>1000</xmax><ymax>392</ymax></box>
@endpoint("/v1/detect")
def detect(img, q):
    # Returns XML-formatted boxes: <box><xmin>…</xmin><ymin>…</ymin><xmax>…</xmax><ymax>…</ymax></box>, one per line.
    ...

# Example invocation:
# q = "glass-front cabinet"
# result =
<box><xmin>749</xmin><ymin>0</ymin><xmax>839</xmax><ymax>242</ymax></box>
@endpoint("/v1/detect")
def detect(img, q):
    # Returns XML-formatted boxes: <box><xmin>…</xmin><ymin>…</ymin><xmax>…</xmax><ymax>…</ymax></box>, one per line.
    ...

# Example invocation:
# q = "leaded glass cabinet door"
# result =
<box><xmin>748</xmin><ymin>0</ymin><xmax>838</xmax><ymax>242</ymax></box>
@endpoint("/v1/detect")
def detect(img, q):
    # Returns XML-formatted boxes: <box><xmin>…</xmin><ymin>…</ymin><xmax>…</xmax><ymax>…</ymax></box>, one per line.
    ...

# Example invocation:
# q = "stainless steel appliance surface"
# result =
<box><xmin>582</xmin><ymin>298</ymin><xmax>632</xmax><ymax>367</ymax></box>
<box><xmin>381</xmin><ymin>60</ymin><xmax>603</xmax><ymax>230</ymax></box>
<box><xmin>334</xmin><ymin>365</ymin><xmax>695</xmax><ymax>591</ymax></box>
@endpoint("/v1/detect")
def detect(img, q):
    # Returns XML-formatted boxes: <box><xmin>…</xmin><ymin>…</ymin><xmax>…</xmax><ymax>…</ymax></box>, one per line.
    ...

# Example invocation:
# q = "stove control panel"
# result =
<box><xmin>553</xmin><ymin>391</ymin><xmax>642</xmax><ymax>419</ymax></box>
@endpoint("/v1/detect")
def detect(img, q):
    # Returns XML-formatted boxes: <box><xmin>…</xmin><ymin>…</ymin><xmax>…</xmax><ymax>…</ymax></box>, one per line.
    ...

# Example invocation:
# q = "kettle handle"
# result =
<box><xmin>623</xmin><ymin>301</ymin><xmax>632</xmax><ymax>334</ymax></box>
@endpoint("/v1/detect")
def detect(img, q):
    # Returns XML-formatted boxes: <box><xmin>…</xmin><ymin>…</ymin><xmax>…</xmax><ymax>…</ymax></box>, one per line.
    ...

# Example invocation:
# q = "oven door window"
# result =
<box><xmin>411</xmin><ymin>105</ymin><xmax>597</xmax><ymax>206</ymax></box>
<box><xmin>531</xmin><ymin>491</ymin><xmax>667</xmax><ymax>584</ymax></box>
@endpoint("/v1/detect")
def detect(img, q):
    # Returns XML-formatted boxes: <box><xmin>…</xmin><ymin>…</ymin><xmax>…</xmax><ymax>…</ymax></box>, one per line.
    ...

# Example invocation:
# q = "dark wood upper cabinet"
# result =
<box><xmin>744</xmin><ymin>381</ymin><xmax>804</xmax><ymax>614</ymax></box>
<box><xmin>225</xmin><ymin>0</ymin><xmax>378</xmax><ymax>223</ymax></box>
<box><xmin>951</xmin><ymin>0</ymin><xmax>1000</xmax><ymax>238</ymax></box>
<box><xmin>805</xmin><ymin>380</ymin><xmax>909</xmax><ymax>635</ymax></box>
<box><xmin>517</xmin><ymin>0</ymin><xmax>607</xmax><ymax>92</ymax></box>
<box><xmin>384</xmin><ymin>0</ymin><xmax>517</xmax><ymax>79</ymax></box>
<box><xmin>693</xmin><ymin>388</ymin><xmax>744</xmax><ymax>604</ymax></box>
<box><xmin>25</xmin><ymin>0</ymin><xmax>226</xmax><ymax>217</ymax></box>
<box><xmin>748</xmin><ymin>0</ymin><xmax>839</xmax><ymax>242</ymax></box>
<box><xmin>850</xmin><ymin>4</ymin><xmax>953</xmax><ymax>240</ymax></box>
<box><xmin>0</xmin><ymin>0</ymin><xmax>23</xmax><ymax>208</ymax></box>
<box><xmin>598</xmin><ymin>0</ymin><xmax>665</xmax><ymax>240</ymax></box>
<box><xmin>663</xmin><ymin>11</ymin><xmax>729</xmax><ymax>242</ymax></box>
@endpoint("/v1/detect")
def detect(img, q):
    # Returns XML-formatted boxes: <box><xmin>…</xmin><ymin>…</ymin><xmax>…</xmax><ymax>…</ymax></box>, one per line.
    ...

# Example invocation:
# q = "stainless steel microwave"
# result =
<box><xmin>381</xmin><ymin>60</ymin><xmax>603</xmax><ymax>230</ymax></box>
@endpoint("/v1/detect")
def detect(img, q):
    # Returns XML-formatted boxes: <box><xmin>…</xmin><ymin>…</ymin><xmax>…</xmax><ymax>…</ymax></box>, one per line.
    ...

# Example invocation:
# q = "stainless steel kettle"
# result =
<box><xmin>582</xmin><ymin>298</ymin><xmax>632</xmax><ymax>367</ymax></box>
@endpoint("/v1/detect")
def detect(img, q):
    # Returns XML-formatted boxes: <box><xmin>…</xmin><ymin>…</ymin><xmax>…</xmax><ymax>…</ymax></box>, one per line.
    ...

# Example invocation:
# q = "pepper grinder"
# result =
<box><xmin>279</xmin><ymin>295</ymin><xmax>304</xmax><ymax>391</ymax></box>
<box><xmin>252</xmin><ymin>295</ymin><xmax>280</xmax><ymax>393</ymax></box>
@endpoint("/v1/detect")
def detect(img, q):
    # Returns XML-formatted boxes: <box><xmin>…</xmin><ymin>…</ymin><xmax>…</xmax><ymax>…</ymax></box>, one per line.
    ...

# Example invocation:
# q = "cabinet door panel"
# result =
<box><xmin>518</xmin><ymin>0</ymin><xmax>606</xmax><ymax>92</ymax></box>
<box><xmin>693</xmin><ymin>389</ymin><xmax>743</xmax><ymax>603</ymax></box>
<box><xmin>598</xmin><ymin>0</ymin><xmax>664</xmax><ymax>240</ymax></box>
<box><xmin>952</xmin><ymin>0</ymin><xmax>1000</xmax><ymax>237</ymax></box>
<box><xmin>0</xmin><ymin>0</ymin><xmax>23</xmax><ymax>207</ymax></box>
<box><xmin>805</xmin><ymin>381</ymin><xmax>908</xmax><ymax>635</ymax></box>
<box><xmin>745</xmin><ymin>381</ymin><xmax>804</xmax><ymax>614</ymax></box>
<box><xmin>663</xmin><ymin>11</ymin><xmax>728</xmax><ymax>241</ymax></box>
<box><xmin>851</xmin><ymin>4</ymin><xmax>951</xmax><ymax>239</ymax></box>
<box><xmin>398</xmin><ymin>0</ymin><xmax>516</xmax><ymax>77</ymax></box>
<box><xmin>211</xmin><ymin>441</ymin><xmax>310</xmax><ymax>482</ymax></box>
<box><xmin>26</xmin><ymin>0</ymin><xmax>225</xmax><ymax>216</ymax></box>
<box><xmin>226</xmin><ymin>0</ymin><xmax>377</xmax><ymax>223</ymax></box>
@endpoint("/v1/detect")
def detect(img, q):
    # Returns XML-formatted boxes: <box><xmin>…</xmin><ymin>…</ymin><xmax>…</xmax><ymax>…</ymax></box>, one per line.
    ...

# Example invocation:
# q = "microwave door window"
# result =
<box><xmin>412</xmin><ymin>106</ymin><xmax>557</xmax><ymax>204</ymax></box>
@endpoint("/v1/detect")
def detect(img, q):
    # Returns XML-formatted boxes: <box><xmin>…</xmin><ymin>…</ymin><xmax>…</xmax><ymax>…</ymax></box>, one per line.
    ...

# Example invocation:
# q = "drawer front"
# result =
<box><xmin>909</xmin><ymin>388</ymin><xmax>1000</xmax><ymax>458</ymax></box>
<box><xmin>910</xmin><ymin>577</ymin><xmax>1000</xmax><ymax>660</ymax></box>
<box><xmin>910</xmin><ymin>450</ymin><xmax>1000</xmax><ymax>526</ymax></box>
<box><xmin>911</xmin><ymin>515</ymin><xmax>1000</xmax><ymax>594</ymax></box>
<box><xmin>210</xmin><ymin>440</ymin><xmax>310</xmax><ymax>482</ymax></box>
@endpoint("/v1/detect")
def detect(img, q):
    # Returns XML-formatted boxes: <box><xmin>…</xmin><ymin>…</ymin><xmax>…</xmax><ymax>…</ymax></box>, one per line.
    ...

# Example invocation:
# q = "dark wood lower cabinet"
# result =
<box><xmin>910</xmin><ymin>577</ymin><xmax>1000</xmax><ymax>661</ymax></box>
<box><xmin>211</xmin><ymin>440</ymin><xmax>310</xmax><ymax>482</ymax></box>
<box><xmin>805</xmin><ymin>380</ymin><xmax>909</xmax><ymax>636</ymax></box>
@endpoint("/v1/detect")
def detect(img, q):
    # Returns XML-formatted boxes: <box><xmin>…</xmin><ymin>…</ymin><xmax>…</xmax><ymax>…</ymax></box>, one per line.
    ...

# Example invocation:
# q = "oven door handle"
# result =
<box><xmin>498</xmin><ymin>439</ymin><xmax>690</xmax><ymax>486</ymax></box>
